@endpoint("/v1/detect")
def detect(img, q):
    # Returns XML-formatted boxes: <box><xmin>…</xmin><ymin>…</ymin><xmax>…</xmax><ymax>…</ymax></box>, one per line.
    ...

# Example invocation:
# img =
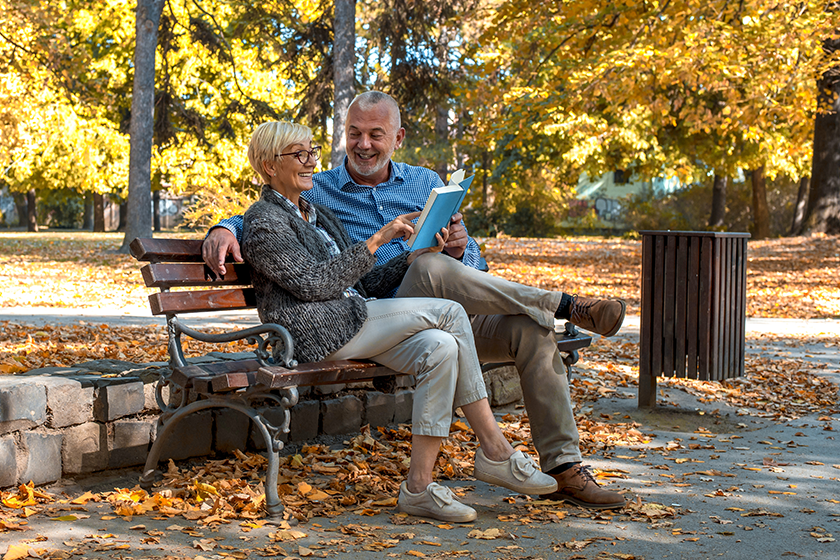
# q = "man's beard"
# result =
<box><xmin>348</xmin><ymin>148</ymin><xmax>393</xmax><ymax>177</ymax></box>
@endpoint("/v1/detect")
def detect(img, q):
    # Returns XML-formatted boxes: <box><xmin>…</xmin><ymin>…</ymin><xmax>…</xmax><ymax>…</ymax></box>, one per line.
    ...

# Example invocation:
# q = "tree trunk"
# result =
<box><xmin>82</xmin><ymin>192</ymin><xmax>94</xmax><ymax>230</ymax></box>
<box><xmin>709</xmin><ymin>173</ymin><xmax>728</xmax><ymax>229</ymax></box>
<box><xmin>93</xmin><ymin>193</ymin><xmax>105</xmax><ymax>232</ymax></box>
<box><xmin>153</xmin><ymin>190</ymin><xmax>160</xmax><ymax>231</ymax></box>
<box><xmin>433</xmin><ymin>26</ymin><xmax>453</xmax><ymax>183</ymax></box>
<box><xmin>331</xmin><ymin>0</ymin><xmax>356</xmax><ymax>169</ymax></box>
<box><xmin>751</xmin><ymin>166</ymin><xmax>770</xmax><ymax>239</ymax></box>
<box><xmin>802</xmin><ymin>34</ymin><xmax>840</xmax><ymax>234</ymax></box>
<box><xmin>12</xmin><ymin>191</ymin><xmax>26</xmax><ymax>228</ymax></box>
<box><xmin>790</xmin><ymin>176</ymin><xmax>810</xmax><ymax>235</ymax></box>
<box><xmin>26</xmin><ymin>189</ymin><xmax>38</xmax><ymax>232</ymax></box>
<box><xmin>119</xmin><ymin>0</ymin><xmax>164</xmax><ymax>252</ymax></box>
<box><xmin>434</xmin><ymin>105</ymin><xmax>448</xmax><ymax>182</ymax></box>
<box><xmin>118</xmin><ymin>201</ymin><xmax>128</xmax><ymax>231</ymax></box>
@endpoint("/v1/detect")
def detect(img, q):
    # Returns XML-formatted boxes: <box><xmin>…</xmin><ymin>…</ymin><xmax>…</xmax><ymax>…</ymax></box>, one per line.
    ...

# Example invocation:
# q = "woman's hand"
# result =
<box><xmin>407</xmin><ymin>227</ymin><xmax>449</xmax><ymax>265</ymax></box>
<box><xmin>366</xmin><ymin>211</ymin><xmax>421</xmax><ymax>254</ymax></box>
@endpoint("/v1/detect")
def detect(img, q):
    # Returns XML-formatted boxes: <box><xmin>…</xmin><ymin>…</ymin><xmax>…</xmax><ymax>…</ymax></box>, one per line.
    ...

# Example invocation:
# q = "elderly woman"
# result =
<box><xmin>240</xmin><ymin>121</ymin><xmax>556</xmax><ymax>522</ymax></box>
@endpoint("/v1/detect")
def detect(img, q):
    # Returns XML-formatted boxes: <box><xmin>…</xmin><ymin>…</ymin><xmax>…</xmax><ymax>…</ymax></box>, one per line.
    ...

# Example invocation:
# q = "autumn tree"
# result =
<box><xmin>801</xmin><ymin>29</ymin><xmax>840</xmax><ymax>234</ymax></box>
<box><xmin>466</xmin><ymin>1</ymin><xmax>834</xmax><ymax>234</ymax></box>
<box><xmin>331</xmin><ymin>0</ymin><xmax>355</xmax><ymax>168</ymax></box>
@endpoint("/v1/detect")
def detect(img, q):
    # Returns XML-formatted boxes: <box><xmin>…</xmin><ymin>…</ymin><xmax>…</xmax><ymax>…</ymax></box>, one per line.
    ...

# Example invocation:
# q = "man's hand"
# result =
<box><xmin>442</xmin><ymin>212</ymin><xmax>468</xmax><ymax>260</ymax></box>
<box><xmin>202</xmin><ymin>227</ymin><xmax>242</xmax><ymax>277</ymax></box>
<box><xmin>407</xmin><ymin>227</ymin><xmax>449</xmax><ymax>264</ymax></box>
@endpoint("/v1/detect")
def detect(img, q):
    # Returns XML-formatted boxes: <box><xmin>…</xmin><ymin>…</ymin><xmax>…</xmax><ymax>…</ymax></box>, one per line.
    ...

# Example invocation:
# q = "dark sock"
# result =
<box><xmin>555</xmin><ymin>293</ymin><xmax>574</xmax><ymax>319</ymax></box>
<box><xmin>546</xmin><ymin>461</ymin><xmax>579</xmax><ymax>476</ymax></box>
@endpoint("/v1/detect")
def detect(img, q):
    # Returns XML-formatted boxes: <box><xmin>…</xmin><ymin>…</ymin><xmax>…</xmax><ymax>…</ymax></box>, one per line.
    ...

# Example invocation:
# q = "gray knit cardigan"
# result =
<box><xmin>241</xmin><ymin>186</ymin><xmax>410</xmax><ymax>364</ymax></box>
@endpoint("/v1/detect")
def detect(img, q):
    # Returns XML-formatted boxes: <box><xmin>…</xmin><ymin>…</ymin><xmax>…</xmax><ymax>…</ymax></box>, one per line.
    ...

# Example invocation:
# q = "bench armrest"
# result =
<box><xmin>166</xmin><ymin>316</ymin><xmax>298</xmax><ymax>369</ymax></box>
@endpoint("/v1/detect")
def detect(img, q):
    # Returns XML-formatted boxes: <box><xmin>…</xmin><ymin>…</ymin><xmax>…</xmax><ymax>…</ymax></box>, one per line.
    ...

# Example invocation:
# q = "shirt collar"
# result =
<box><xmin>265</xmin><ymin>186</ymin><xmax>317</xmax><ymax>224</ymax></box>
<box><xmin>337</xmin><ymin>156</ymin><xmax>405</xmax><ymax>191</ymax></box>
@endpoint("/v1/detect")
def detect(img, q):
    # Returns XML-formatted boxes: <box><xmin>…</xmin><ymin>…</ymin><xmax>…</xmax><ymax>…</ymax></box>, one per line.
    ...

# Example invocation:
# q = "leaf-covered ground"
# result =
<box><xmin>0</xmin><ymin>232</ymin><xmax>838</xmax><ymax>317</ymax></box>
<box><xmin>1</xmin><ymin>232</ymin><xmax>838</xmax><ymax>559</ymax></box>
<box><xmin>481</xmin><ymin>234</ymin><xmax>840</xmax><ymax>319</ymax></box>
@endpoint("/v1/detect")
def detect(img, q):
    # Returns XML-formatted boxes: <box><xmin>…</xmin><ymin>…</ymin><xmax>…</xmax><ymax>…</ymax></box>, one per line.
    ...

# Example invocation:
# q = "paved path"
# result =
<box><xmin>2</xmin><ymin>309</ymin><xmax>839</xmax><ymax>559</ymax></box>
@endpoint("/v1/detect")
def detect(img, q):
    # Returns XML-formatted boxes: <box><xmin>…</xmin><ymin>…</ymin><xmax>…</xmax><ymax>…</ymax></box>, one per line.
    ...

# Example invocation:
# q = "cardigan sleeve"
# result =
<box><xmin>242</xmin><ymin>203</ymin><xmax>377</xmax><ymax>302</ymax></box>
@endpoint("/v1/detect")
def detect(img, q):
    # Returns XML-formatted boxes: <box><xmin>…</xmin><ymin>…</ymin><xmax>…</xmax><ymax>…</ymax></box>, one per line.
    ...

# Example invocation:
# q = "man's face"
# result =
<box><xmin>345</xmin><ymin>102</ymin><xmax>405</xmax><ymax>185</ymax></box>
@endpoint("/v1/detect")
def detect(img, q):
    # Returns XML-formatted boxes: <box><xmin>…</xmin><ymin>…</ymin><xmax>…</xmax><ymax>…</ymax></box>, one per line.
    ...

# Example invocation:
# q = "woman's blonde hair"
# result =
<box><xmin>248</xmin><ymin>121</ymin><xmax>312</xmax><ymax>182</ymax></box>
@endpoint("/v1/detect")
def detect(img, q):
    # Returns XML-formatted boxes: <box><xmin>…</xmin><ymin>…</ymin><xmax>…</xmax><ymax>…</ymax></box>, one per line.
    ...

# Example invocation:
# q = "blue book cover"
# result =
<box><xmin>408</xmin><ymin>171</ymin><xmax>475</xmax><ymax>250</ymax></box>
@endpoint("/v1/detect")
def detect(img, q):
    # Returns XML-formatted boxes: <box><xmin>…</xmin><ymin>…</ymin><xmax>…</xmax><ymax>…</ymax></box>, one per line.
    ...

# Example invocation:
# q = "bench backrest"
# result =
<box><xmin>130</xmin><ymin>238</ymin><xmax>256</xmax><ymax>315</ymax></box>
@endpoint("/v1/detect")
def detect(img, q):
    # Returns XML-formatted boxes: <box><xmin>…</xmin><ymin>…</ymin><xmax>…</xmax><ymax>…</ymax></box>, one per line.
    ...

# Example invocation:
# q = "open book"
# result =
<box><xmin>407</xmin><ymin>169</ymin><xmax>475</xmax><ymax>250</ymax></box>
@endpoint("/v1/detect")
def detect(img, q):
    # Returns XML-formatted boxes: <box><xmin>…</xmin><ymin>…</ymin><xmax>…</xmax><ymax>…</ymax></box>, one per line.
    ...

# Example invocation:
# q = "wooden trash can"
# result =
<box><xmin>638</xmin><ymin>231</ymin><xmax>750</xmax><ymax>407</ymax></box>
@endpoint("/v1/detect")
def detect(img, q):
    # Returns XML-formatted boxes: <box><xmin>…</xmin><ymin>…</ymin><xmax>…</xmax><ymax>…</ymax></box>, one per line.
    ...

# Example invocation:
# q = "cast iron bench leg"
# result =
<box><xmin>139</xmin><ymin>393</ymin><xmax>298</xmax><ymax>520</ymax></box>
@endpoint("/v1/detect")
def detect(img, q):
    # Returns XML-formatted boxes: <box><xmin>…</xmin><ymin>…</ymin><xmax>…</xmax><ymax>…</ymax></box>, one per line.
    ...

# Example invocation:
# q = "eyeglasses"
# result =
<box><xmin>276</xmin><ymin>146</ymin><xmax>321</xmax><ymax>164</ymax></box>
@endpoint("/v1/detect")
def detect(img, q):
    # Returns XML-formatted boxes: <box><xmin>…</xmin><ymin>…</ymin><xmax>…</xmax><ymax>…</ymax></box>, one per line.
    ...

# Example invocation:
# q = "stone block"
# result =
<box><xmin>158</xmin><ymin>410</ymin><xmax>213</xmax><ymax>461</ymax></box>
<box><xmin>0</xmin><ymin>383</ymin><xmax>47</xmax><ymax>435</ymax></box>
<box><xmin>62</xmin><ymin>422</ymin><xmax>108</xmax><ymax>474</ymax></box>
<box><xmin>19</xmin><ymin>432</ymin><xmax>62</xmax><ymax>485</ymax></box>
<box><xmin>207</xmin><ymin>351</ymin><xmax>256</xmax><ymax>361</ymax></box>
<box><xmin>364</xmin><ymin>391</ymin><xmax>395</xmax><ymax>428</ymax></box>
<box><xmin>485</xmin><ymin>365</ymin><xmax>523</xmax><ymax>407</ymax></box>
<box><xmin>215</xmin><ymin>408</ymin><xmax>250</xmax><ymax>453</ymax></box>
<box><xmin>393</xmin><ymin>390</ymin><xmax>414</xmax><ymax>424</ymax></box>
<box><xmin>320</xmin><ymin>395</ymin><xmax>363</xmax><ymax>436</ymax></box>
<box><xmin>143</xmin><ymin>382</ymin><xmax>169</xmax><ymax>412</ymax></box>
<box><xmin>0</xmin><ymin>435</ymin><xmax>17</xmax><ymax>488</ymax></box>
<box><xmin>45</xmin><ymin>378</ymin><xmax>94</xmax><ymax>428</ymax></box>
<box><xmin>75</xmin><ymin>359</ymin><xmax>142</xmax><ymax>375</ymax></box>
<box><xmin>18</xmin><ymin>366</ymin><xmax>85</xmax><ymax>377</ymax></box>
<box><xmin>94</xmin><ymin>382</ymin><xmax>145</xmax><ymax>422</ymax></box>
<box><xmin>109</xmin><ymin>420</ymin><xmax>153</xmax><ymax>469</ymax></box>
<box><xmin>289</xmin><ymin>400</ymin><xmax>320</xmax><ymax>442</ymax></box>
<box><xmin>395</xmin><ymin>375</ymin><xmax>416</xmax><ymax>388</ymax></box>
<box><xmin>314</xmin><ymin>383</ymin><xmax>345</xmax><ymax>396</ymax></box>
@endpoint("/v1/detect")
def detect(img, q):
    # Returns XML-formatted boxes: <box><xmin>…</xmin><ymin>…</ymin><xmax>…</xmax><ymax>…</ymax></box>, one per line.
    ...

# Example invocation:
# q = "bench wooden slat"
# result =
<box><xmin>171</xmin><ymin>359</ymin><xmax>263</xmax><ymax>388</ymax></box>
<box><xmin>149</xmin><ymin>288</ymin><xmax>257</xmax><ymax>315</ymax></box>
<box><xmin>257</xmin><ymin>360</ymin><xmax>399</xmax><ymax>389</ymax></box>
<box><xmin>141</xmin><ymin>263</ymin><xmax>251</xmax><ymax>288</ymax></box>
<box><xmin>211</xmin><ymin>371</ymin><xmax>258</xmax><ymax>392</ymax></box>
<box><xmin>130</xmin><ymin>238</ymin><xmax>206</xmax><ymax>262</ymax></box>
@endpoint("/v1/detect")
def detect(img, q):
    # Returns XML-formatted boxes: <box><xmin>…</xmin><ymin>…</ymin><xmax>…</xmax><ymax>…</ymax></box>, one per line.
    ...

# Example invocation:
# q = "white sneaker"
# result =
<box><xmin>473</xmin><ymin>449</ymin><xmax>558</xmax><ymax>494</ymax></box>
<box><xmin>397</xmin><ymin>482</ymin><xmax>477</xmax><ymax>522</ymax></box>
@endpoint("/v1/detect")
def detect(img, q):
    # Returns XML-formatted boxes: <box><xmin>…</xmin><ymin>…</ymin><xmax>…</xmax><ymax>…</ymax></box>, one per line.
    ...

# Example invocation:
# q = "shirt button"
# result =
<box><xmin>372</xmin><ymin>188</ymin><xmax>376</xmax><ymax>192</ymax></box>
<box><xmin>379</xmin><ymin>206</ymin><xmax>383</xmax><ymax>210</ymax></box>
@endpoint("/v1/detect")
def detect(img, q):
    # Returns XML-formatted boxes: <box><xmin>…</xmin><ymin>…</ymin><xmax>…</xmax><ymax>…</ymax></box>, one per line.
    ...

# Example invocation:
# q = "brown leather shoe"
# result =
<box><xmin>569</xmin><ymin>296</ymin><xmax>626</xmax><ymax>337</ymax></box>
<box><xmin>540</xmin><ymin>464</ymin><xmax>626</xmax><ymax>509</ymax></box>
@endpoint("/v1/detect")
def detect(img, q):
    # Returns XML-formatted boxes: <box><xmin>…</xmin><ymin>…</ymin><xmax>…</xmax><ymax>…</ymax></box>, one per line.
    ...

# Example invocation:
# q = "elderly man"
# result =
<box><xmin>203</xmin><ymin>91</ymin><xmax>627</xmax><ymax>509</ymax></box>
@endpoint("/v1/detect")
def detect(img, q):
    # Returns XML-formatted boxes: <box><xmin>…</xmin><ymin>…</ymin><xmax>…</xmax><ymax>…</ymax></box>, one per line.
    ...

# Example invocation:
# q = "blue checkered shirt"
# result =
<box><xmin>217</xmin><ymin>159</ymin><xmax>482</xmax><ymax>276</ymax></box>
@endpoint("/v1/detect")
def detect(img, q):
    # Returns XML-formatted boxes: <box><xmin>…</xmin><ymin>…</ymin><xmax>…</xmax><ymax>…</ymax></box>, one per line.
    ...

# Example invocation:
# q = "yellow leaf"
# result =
<box><xmin>70</xmin><ymin>491</ymin><xmax>96</xmax><ymax>505</ymax></box>
<box><xmin>307</xmin><ymin>490</ymin><xmax>330</xmax><ymax>501</ymax></box>
<box><xmin>297</xmin><ymin>482</ymin><xmax>312</xmax><ymax>496</ymax></box>
<box><xmin>407</xmin><ymin>551</ymin><xmax>426</xmax><ymax>558</ymax></box>
<box><xmin>2</xmin><ymin>545</ymin><xmax>30</xmax><ymax>560</ymax></box>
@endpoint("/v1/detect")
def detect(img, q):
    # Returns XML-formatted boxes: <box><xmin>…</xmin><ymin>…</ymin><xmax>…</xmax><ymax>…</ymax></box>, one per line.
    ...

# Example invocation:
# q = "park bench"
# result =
<box><xmin>130</xmin><ymin>237</ymin><xmax>591</xmax><ymax>518</ymax></box>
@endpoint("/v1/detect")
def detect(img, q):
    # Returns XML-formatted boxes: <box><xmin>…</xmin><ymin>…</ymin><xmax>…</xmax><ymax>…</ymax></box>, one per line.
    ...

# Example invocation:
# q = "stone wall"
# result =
<box><xmin>0</xmin><ymin>353</ymin><xmax>521</xmax><ymax>488</ymax></box>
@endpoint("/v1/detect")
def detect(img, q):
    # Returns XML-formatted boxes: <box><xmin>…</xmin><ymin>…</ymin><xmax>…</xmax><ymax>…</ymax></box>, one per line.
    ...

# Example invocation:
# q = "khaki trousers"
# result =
<box><xmin>326</xmin><ymin>297</ymin><xmax>487</xmax><ymax>437</ymax></box>
<box><xmin>396</xmin><ymin>253</ymin><xmax>582</xmax><ymax>470</ymax></box>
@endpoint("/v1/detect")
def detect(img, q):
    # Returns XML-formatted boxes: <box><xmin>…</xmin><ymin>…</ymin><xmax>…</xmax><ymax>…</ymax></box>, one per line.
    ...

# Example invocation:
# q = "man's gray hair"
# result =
<box><xmin>349</xmin><ymin>91</ymin><xmax>401</xmax><ymax>129</ymax></box>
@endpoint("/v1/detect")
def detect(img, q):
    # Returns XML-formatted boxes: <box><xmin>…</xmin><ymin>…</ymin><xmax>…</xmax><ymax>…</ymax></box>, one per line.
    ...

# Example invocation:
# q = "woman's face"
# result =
<box><xmin>271</xmin><ymin>139</ymin><xmax>318</xmax><ymax>195</ymax></box>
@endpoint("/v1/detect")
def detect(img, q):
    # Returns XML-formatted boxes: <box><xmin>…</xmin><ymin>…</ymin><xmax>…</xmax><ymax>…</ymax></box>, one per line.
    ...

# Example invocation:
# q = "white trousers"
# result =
<box><xmin>325</xmin><ymin>297</ymin><xmax>487</xmax><ymax>437</ymax></box>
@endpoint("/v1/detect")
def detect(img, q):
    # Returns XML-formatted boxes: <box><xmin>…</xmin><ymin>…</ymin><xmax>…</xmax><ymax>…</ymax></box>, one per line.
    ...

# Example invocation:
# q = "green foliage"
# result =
<box><xmin>1</xmin><ymin>0</ymin><xmax>833</xmax><ymax>235</ymax></box>
<box><xmin>621</xmin><ymin>176</ymin><xmax>801</xmax><ymax>236</ymax></box>
<box><xmin>40</xmin><ymin>189</ymin><xmax>85</xmax><ymax>229</ymax></box>
<box><xmin>181</xmin><ymin>181</ymin><xmax>259</xmax><ymax>231</ymax></box>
